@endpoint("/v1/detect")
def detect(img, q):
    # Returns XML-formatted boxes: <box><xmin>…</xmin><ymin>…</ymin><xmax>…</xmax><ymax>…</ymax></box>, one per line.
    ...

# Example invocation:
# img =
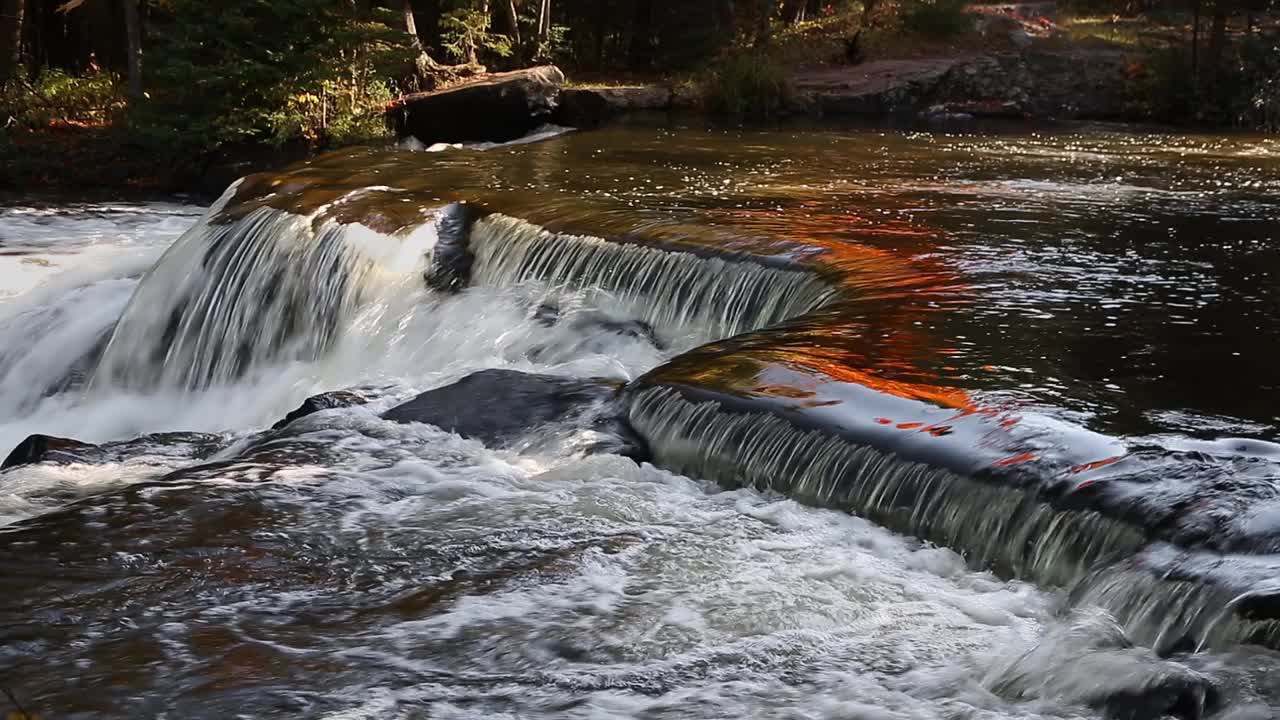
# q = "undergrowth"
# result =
<box><xmin>702</xmin><ymin>51</ymin><xmax>794</xmax><ymax>116</ymax></box>
<box><xmin>900</xmin><ymin>0</ymin><xmax>974</xmax><ymax>38</ymax></box>
<box><xmin>0</xmin><ymin>70</ymin><xmax>124</xmax><ymax>128</ymax></box>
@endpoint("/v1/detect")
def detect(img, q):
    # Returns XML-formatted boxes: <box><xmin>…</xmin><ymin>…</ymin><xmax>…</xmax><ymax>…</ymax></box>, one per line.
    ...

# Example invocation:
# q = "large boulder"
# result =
<box><xmin>388</xmin><ymin>66</ymin><xmax>566</xmax><ymax>145</ymax></box>
<box><xmin>383</xmin><ymin>369</ymin><xmax>648</xmax><ymax>461</ymax></box>
<box><xmin>553</xmin><ymin>86</ymin><xmax>675</xmax><ymax>128</ymax></box>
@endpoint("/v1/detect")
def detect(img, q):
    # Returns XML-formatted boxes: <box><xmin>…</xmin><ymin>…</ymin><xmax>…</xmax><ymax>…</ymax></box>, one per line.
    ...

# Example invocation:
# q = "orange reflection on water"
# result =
<box><xmin>706</xmin><ymin>203</ymin><xmax>965</xmax><ymax>300</ymax></box>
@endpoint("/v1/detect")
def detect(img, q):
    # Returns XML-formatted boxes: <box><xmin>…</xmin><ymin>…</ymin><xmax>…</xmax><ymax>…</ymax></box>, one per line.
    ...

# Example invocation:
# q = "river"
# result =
<box><xmin>1</xmin><ymin>122</ymin><xmax>1278</xmax><ymax>718</ymax></box>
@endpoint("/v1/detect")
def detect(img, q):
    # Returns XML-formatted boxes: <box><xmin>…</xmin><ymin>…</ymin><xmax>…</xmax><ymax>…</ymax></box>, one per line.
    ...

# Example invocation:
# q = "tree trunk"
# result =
<box><xmin>499</xmin><ymin>0</ymin><xmax>519</xmax><ymax>46</ymax></box>
<box><xmin>0</xmin><ymin>0</ymin><xmax>24</xmax><ymax>83</ymax></box>
<box><xmin>754</xmin><ymin>0</ymin><xmax>773</xmax><ymax>47</ymax></box>
<box><xmin>720</xmin><ymin>0</ymin><xmax>736</xmax><ymax>37</ymax></box>
<box><xmin>537</xmin><ymin>0</ymin><xmax>551</xmax><ymax>40</ymax></box>
<box><xmin>593</xmin><ymin>1</ymin><xmax>606</xmax><ymax>68</ymax></box>
<box><xmin>1205</xmin><ymin>0</ymin><xmax>1228</xmax><ymax>84</ymax></box>
<box><xmin>122</xmin><ymin>0</ymin><xmax>141</xmax><ymax>100</ymax></box>
<box><xmin>420</xmin><ymin>0</ymin><xmax>443</xmax><ymax>52</ymax></box>
<box><xmin>628</xmin><ymin>0</ymin><xmax>652</xmax><ymax>69</ymax></box>
<box><xmin>403</xmin><ymin>0</ymin><xmax>420</xmax><ymax>47</ymax></box>
<box><xmin>784</xmin><ymin>0</ymin><xmax>807</xmax><ymax>24</ymax></box>
<box><xmin>845</xmin><ymin>0</ymin><xmax>879</xmax><ymax>63</ymax></box>
<box><xmin>1190</xmin><ymin>0</ymin><xmax>1201</xmax><ymax>79</ymax></box>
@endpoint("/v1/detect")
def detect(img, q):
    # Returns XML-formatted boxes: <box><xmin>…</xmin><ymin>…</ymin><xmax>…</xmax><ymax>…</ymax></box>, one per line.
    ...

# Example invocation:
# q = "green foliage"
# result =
<box><xmin>651</xmin><ymin>1</ymin><xmax>736</xmax><ymax>70</ymax></box>
<box><xmin>534</xmin><ymin>25</ymin><xmax>572</xmax><ymax>64</ymax></box>
<box><xmin>1238</xmin><ymin>32</ymin><xmax>1280</xmax><ymax>132</ymax></box>
<box><xmin>138</xmin><ymin>0</ymin><xmax>414</xmax><ymax>153</ymax></box>
<box><xmin>1140</xmin><ymin>44</ymin><xmax>1197</xmax><ymax>124</ymax></box>
<box><xmin>703</xmin><ymin>51</ymin><xmax>793</xmax><ymax>116</ymax></box>
<box><xmin>1139</xmin><ymin>30</ymin><xmax>1280</xmax><ymax>132</ymax></box>
<box><xmin>440</xmin><ymin>8</ymin><xmax>512</xmax><ymax>65</ymax></box>
<box><xmin>900</xmin><ymin>0</ymin><xmax>974</xmax><ymax>38</ymax></box>
<box><xmin>0</xmin><ymin>69</ymin><xmax>124</xmax><ymax>128</ymax></box>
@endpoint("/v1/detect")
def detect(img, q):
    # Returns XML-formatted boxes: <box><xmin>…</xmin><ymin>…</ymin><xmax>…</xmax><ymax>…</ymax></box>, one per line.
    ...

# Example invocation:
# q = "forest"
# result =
<box><xmin>1</xmin><ymin>0</ymin><xmax>1278</xmax><ymax>189</ymax></box>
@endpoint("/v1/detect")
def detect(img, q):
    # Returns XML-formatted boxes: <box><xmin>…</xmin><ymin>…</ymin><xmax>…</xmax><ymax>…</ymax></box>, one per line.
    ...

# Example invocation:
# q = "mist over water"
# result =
<box><xmin>2</xmin><ymin>124</ymin><xmax>1279</xmax><ymax>718</ymax></box>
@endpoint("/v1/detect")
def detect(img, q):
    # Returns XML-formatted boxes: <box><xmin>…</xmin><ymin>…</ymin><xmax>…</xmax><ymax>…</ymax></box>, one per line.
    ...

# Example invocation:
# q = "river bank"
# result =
<box><xmin>3</xmin><ymin>3</ymin><xmax>1272</xmax><ymax>198</ymax></box>
<box><xmin>0</xmin><ymin>47</ymin><xmax>1139</xmax><ymax>200</ymax></box>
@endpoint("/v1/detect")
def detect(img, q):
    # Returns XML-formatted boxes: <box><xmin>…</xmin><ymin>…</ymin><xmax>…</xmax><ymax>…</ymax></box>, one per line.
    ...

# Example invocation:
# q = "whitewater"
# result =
<box><xmin>3</xmin><ymin>129</ymin><xmax>1280</xmax><ymax>718</ymax></box>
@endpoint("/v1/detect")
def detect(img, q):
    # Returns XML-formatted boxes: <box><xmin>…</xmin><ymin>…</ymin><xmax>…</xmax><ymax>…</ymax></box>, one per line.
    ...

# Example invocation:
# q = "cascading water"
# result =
<box><xmin>92</xmin><ymin>185</ymin><xmax>440</xmax><ymax>390</ymax></box>
<box><xmin>5</xmin><ymin>126</ymin><xmax>1280</xmax><ymax>717</ymax></box>
<box><xmin>627</xmin><ymin>386</ymin><xmax>1146</xmax><ymax>590</ymax></box>
<box><xmin>468</xmin><ymin>213</ymin><xmax>839</xmax><ymax>342</ymax></box>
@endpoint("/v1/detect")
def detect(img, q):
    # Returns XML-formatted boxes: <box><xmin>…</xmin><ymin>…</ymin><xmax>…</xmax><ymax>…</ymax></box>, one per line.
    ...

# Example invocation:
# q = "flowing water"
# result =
<box><xmin>2</xmin><ymin>122</ymin><xmax>1280</xmax><ymax>718</ymax></box>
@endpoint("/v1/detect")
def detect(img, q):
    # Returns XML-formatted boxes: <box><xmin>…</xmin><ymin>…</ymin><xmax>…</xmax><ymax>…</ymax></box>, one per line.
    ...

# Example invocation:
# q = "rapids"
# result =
<box><xmin>2</xmin><ymin>122</ymin><xmax>1280</xmax><ymax>718</ymax></box>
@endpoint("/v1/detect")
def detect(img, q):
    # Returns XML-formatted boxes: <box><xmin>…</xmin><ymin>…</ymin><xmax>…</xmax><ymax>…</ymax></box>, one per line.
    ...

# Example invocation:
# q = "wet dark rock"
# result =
<box><xmin>2</xmin><ymin>432</ymin><xmax>226</xmax><ymax>471</ymax></box>
<box><xmin>2</xmin><ymin>434</ymin><xmax>103</xmax><ymax>470</ymax></box>
<box><xmin>553</xmin><ymin>86</ymin><xmax>674</xmax><ymax>129</ymax></box>
<box><xmin>1056</xmin><ymin>449</ymin><xmax>1280</xmax><ymax>555</ymax></box>
<box><xmin>427</xmin><ymin>202</ymin><xmax>487</xmax><ymax>293</ymax></box>
<box><xmin>271</xmin><ymin>388</ymin><xmax>381</xmax><ymax>430</ymax></box>
<box><xmin>795</xmin><ymin>51</ymin><xmax>1132</xmax><ymax>121</ymax></box>
<box><xmin>532</xmin><ymin>303</ymin><xmax>664</xmax><ymax>350</ymax></box>
<box><xmin>553</xmin><ymin>89</ymin><xmax>611</xmax><ymax>129</ymax></box>
<box><xmin>1089</xmin><ymin>668</ymin><xmax>1219</xmax><ymax>720</ymax></box>
<box><xmin>933</xmin><ymin>51</ymin><xmax>1132</xmax><ymax>121</ymax></box>
<box><xmin>389</xmin><ymin>66</ymin><xmax>566</xmax><ymax>145</ymax></box>
<box><xmin>383</xmin><ymin>368</ymin><xmax>648</xmax><ymax>461</ymax></box>
<box><xmin>1237</xmin><ymin>591</ymin><xmax>1280</xmax><ymax>622</ymax></box>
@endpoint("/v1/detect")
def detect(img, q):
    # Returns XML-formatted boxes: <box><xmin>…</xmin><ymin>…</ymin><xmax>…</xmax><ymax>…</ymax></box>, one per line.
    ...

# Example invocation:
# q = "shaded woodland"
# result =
<box><xmin>0</xmin><ymin>1</ymin><xmax>1277</xmax><ymax>191</ymax></box>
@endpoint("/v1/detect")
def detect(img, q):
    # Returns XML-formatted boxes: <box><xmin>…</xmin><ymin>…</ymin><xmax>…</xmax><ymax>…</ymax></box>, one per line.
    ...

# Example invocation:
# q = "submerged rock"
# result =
<box><xmin>389</xmin><ymin>66</ymin><xmax>565</xmax><ymax>145</ymax></box>
<box><xmin>528</xmin><ymin>302</ymin><xmax>665</xmax><ymax>362</ymax></box>
<box><xmin>2</xmin><ymin>434</ymin><xmax>102</xmax><ymax>470</ymax></box>
<box><xmin>1</xmin><ymin>432</ymin><xmax>226</xmax><ymax>471</ymax></box>
<box><xmin>1091</xmin><ymin>669</ymin><xmax>1219</xmax><ymax>720</ymax></box>
<box><xmin>383</xmin><ymin>368</ymin><xmax>648</xmax><ymax>461</ymax></box>
<box><xmin>271</xmin><ymin>387</ymin><xmax>384</xmax><ymax>430</ymax></box>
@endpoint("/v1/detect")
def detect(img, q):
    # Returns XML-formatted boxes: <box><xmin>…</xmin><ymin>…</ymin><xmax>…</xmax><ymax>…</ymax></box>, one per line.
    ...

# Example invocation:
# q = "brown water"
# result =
<box><xmin>1</xmin><ymin>122</ymin><xmax>1279</xmax><ymax>718</ymax></box>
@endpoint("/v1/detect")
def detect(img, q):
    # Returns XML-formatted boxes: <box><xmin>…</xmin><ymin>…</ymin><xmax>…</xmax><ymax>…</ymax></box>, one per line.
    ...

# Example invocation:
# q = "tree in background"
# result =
<box><xmin>0</xmin><ymin>0</ymin><xmax>23</xmax><ymax>83</ymax></box>
<box><xmin>3</xmin><ymin>0</ymin><xmax>1279</xmax><ymax>147</ymax></box>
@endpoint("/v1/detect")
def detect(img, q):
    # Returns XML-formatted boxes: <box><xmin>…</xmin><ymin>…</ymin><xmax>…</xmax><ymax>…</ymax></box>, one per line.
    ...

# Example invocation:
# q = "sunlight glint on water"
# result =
<box><xmin>1</xmin><ymin>124</ymin><xmax>1279</xmax><ymax>717</ymax></box>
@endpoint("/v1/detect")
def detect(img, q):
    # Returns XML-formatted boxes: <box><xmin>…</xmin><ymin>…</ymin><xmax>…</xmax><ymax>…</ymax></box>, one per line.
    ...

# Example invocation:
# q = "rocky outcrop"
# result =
<box><xmin>553</xmin><ymin>85</ymin><xmax>689</xmax><ymax>128</ymax></box>
<box><xmin>932</xmin><ymin>50</ymin><xmax>1134</xmax><ymax>120</ymax></box>
<box><xmin>383</xmin><ymin>369</ymin><xmax>648</xmax><ymax>461</ymax></box>
<box><xmin>388</xmin><ymin>66</ymin><xmax>566</xmax><ymax>144</ymax></box>
<box><xmin>795</xmin><ymin>58</ymin><xmax>969</xmax><ymax>115</ymax></box>
<box><xmin>2</xmin><ymin>434</ymin><xmax>102</xmax><ymax>470</ymax></box>
<box><xmin>794</xmin><ymin>49</ymin><xmax>1134</xmax><ymax>122</ymax></box>
<box><xmin>271</xmin><ymin>387</ymin><xmax>386</xmax><ymax>430</ymax></box>
<box><xmin>1</xmin><ymin>432</ymin><xmax>226</xmax><ymax>471</ymax></box>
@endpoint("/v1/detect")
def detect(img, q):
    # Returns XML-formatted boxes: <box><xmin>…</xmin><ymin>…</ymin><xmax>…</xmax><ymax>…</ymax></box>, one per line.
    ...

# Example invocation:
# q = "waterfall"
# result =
<box><xmin>628</xmin><ymin>386</ymin><xmax>1147</xmax><ymax>590</ymax></box>
<box><xmin>1067</xmin><ymin>548</ymin><xmax>1280</xmax><ymax>651</ymax></box>
<box><xmin>467</xmin><ymin>214</ymin><xmax>840</xmax><ymax>342</ymax></box>
<box><xmin>92</xmin><ymin>186</ymin><xmax>439</xmax><ymax>390</ymax></box>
